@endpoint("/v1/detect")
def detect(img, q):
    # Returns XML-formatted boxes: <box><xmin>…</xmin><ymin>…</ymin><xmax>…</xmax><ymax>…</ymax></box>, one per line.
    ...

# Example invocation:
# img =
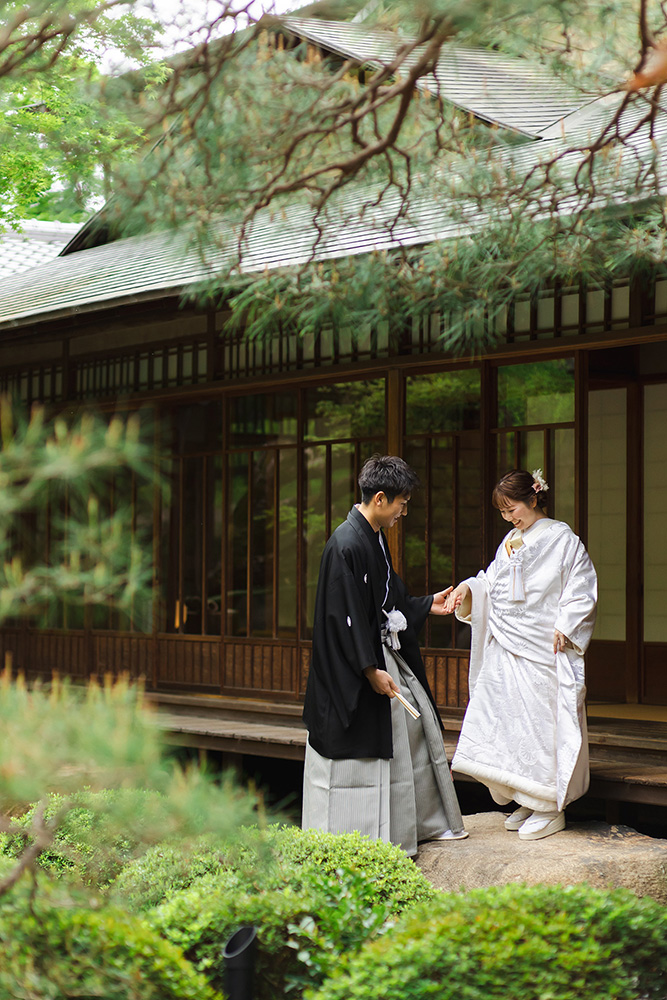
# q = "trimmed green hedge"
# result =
<box><xmin>113</xmin><ymin>826</ymin><xmax>437</xmax><ymax>998</ymax></box>
<box><xmin>308</xmin><ymin>882</ymin><xmax>667</xmax><ymax>1000</ymax></box>
<box><xmin>150</xmin><ymin>862</ymin><xmax>391</xmax><ymax>999</ymax></box>
<box><xmin>112</xmin><ymin>824</ymin><xmax>437</xmax><ymax>913</ymax></box>
<box><xmin>0</xmin><ymin>890</ymin><xmax>221</xmax><ymax>1000</ymax></box>
<box><xmin>269</xmin><ymin>827</ymin><xmax>437</xmax><ymax>913</ymax></box>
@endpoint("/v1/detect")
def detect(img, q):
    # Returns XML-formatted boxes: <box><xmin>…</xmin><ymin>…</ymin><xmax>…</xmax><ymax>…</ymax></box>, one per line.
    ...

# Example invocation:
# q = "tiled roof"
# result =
<box><xmin>0</xmin><ymin>24</ymin><xmax>662</xmax><ymax>331</ymax></box>
<box><xmin>0</xmin><ymin>220</ymin><xmax>82</xmax><ymax>280</ymax></box>
<box><xmin>282</xmin><ymin>17</ymin><xmax>587</xmax><ymax>138</ymax></box>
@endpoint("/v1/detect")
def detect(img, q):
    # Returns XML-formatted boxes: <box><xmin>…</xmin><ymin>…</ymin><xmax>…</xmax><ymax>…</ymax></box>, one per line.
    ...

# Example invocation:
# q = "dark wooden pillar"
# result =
<box><xmin>386</xmin><ymin>368</ymin><xmax>404</xmax><ymax>574</ymax></box>
<box><xmin>574</xmin><ymin>350</ymin><xmax>589</xmax><ymax>544</ymax></box>
<box><xmin>626</xmin><ymin>380</ymin><xmax>642</xmax><ymax>704</ymax></box>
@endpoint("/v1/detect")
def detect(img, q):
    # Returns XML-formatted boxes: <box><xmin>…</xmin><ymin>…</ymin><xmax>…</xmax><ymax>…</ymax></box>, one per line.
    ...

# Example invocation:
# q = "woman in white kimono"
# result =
<box><xmin>445</xmin><ymin>469</ymin><xmax>598</xmax><ymax>841</ymax></box>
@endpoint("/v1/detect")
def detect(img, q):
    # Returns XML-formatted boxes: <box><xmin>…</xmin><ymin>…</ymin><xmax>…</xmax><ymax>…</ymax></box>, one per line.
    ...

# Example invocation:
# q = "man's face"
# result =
<box><xmin>376</xmin><ymin>493</ymin><xmax>410</xmax><ymax>529</ymax></box>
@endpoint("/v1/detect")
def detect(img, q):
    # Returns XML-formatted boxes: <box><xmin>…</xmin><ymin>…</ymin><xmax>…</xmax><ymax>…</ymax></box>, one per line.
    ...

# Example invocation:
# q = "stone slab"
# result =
<box><xmin>416</xmin><ymin>811</ymin><xmax>667</xmax><ymax>903</ymax></box>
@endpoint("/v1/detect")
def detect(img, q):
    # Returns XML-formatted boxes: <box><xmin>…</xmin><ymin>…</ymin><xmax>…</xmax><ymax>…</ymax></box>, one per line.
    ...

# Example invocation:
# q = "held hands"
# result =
<box><xmin>363</xmin><ymin>665</ymin><xmax>400</xmax><ymax>698</ymax></box>
<box><xmin>443</xmin><ymin>583</ymin><xmax>471</xmax><ymax>616</ymax></box>
<box><xmin>430</xmin><ymin>587</ymin><xmax>454</xmax><ymax>616</ymax></box>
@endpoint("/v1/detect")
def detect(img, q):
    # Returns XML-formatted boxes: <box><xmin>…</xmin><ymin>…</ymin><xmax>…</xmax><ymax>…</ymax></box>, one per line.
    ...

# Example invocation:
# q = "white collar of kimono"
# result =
<box><xmin>507</xmin><ymin>516</ymin><xmax>552</xmax><ymax>550</ymax></box>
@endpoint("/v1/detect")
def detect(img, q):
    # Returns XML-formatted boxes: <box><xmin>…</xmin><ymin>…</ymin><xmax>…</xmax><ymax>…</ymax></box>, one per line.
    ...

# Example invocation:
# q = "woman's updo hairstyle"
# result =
<box><xmin>492</xmin><ymin>469</ymin><xmax>548</xmax><ymax>511</ymax></box>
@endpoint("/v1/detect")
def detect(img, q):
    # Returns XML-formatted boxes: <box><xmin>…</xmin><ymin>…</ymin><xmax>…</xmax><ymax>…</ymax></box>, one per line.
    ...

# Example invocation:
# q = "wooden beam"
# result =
<box><xmin>386</xmin><ymin>368</ymin><xmax>404</xmax><ymax>572</ymax></box>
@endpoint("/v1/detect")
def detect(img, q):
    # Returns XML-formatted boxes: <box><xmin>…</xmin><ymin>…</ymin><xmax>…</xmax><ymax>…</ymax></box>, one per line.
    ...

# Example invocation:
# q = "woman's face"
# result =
<box><xmin>499</xmin><ymin>498</ymin><xmax>542</xmax><ymax>531</ymax></box>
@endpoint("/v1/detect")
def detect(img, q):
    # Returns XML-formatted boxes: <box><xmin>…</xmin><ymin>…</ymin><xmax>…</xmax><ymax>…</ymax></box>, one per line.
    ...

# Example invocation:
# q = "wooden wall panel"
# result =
<box><xmin>221</xmin><ymin>641</ymin><xmax>300</xmax><ymax>698</ymax></box>
<box><xmin>0</xmin><ymin>630</ymin><xmax>89</xmax><ymax>680</ymax></box>
<box><xmin>0</xmin><ymin>626</ymin><xmax>471</xmax><ymax>711</ymax></box>
<box><xmin>93</xmin><ymin>634</ymin><xmax>154</xmax><ymax>681</ymax></box>
<box><xmin>423</xmin><ymin>650</ymin><xmax>470</xmax><ymax>711</ymax></box>
<box><xmin>155</xmin><ymin>637</ymin><xmax>221</xmax><ymax>689</ymax></box>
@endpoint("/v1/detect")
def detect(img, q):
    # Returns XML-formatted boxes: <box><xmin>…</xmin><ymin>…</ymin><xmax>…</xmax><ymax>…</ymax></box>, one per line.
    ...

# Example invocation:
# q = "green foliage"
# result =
<box><xmin>0</xmin><ymin>402</ymin><xmax>156</xmax><ymax>626</ymax></box>
<box><xmin>0</xmin><ymin>1</ymin><xmax>157</xmax><ymax>225</ymax></box>
<box><xmin>308</xmin><ymin>882</ymin><xmax>667</xmax><ymax>1000</ymax></box>
<box><xmin>269</xmin><ymin>827</ymin><xmax>437</xmax><ymax>915</ymax></box>
<box><xmin>114</xmin><ymin>826</ymin><xmax>437</xmax><ymax>997</ymax></box>
<box><xmin>0</xmin><ymin>674</ymin><xmax>257</xmax><ymax>897</ymax></box>
<box><xmin>109</xmin><ymin>833</ymin><xmax>245</xmax><ymax>910</ymax></box>
<box><xmin>112</xmin><ymin>824</ymin><xmax>437</xmax><ymax>915</ymax></box>
<box><xmin>0</xmin><ymin>887</ymin><xmax>221</xmax><ymax>1000</ymax></box>
<box><xmin>2</xmin><ymin>789</ymin><xmax>163</xmax><ymax>887</ymax></box>
<box><xmin>150</xmin><ymin>863</ymin><xmax>392</xmax><ymax>999</ymax></box>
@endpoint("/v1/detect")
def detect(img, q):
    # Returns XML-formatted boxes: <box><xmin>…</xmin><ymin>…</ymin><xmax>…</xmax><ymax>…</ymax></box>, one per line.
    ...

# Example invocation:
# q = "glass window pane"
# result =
<box><xmin>182</xmin><ymin>455</ymin><xmax>204</xmax><ymax>635</ymax></box>
<box><xmin>132</xmin><ymin>472</ymin><xmax>155</xmax><ymax>634</ymax></box>
<box><xmin>159</xmin><ymin>456</ymin><xmax>177</xmax><ymax>633</ymax></box>
<box><xmin>553</xmin><ymin>428</ymin><xmax>575</xmax><ymax>528</ymax></box>
<box><xmin>644</xmin><ymin>384</ymin><xmax>667</xmax><ymax>641</ymax></box>
<box><xmin>588</xmin><ymin>388</ymin><xmax>626</xmax><ymax>641</ymax></box>
<box><xmin>455</xmin><ymin>432</ymin><xmax>483</xmax><ymax>648</ymax></box>
<box><xmin>249</xmin><ymin>451</ymin><xmax>274</xmax><ymax>638</ymax></box>
<box><xmin>497</xmin><ymin>359</ymin><xmax>575</xmax><ymax>427</ymax></box>
<box><xmin>305</xmin><ymin>445</ymin><xmax>327</xmax><ymax>637</ymax></box>
<box><xmin>524</xmin><ymin>430</ymin><xmax>545</xmax><ymax>476</ymax></box>
<box><xmin>306</xmin><ymin>380</ymin><xmax>385</xmax><ymax>441</ymax></box>
<box><xmin>405</xmin><ymin>370</ymin><xmax>481</xmax><ymax>434</ymax></box>
<box><xmin>205</xmin><ymin>456</ymin><xmax>223</xmax><ymax>635</ymax></box>
<box><xmin>427</xmin><ymin>437</ymin><xmax>454</xmax><ymax>650</ymax></box>
<box><xmin>403</xmin><ymin>440</ymin><xmax>427</xmax><ymax>602</ymax></box>
<box><xmin>227</xmin><ymin>452</ymin><xmax>249</xmax><ymax>637</ymax></box>
<box><xmin>173</xmin><ymin>401</ymin><xmax>222</xmax><ymax>454</ymax></box>
<box><xmin>278</xmin><ymin>448</ymin><xmax>298</xmax><ymax>637</ymax></box>
<box><xmin>230</xmin><ymin>392</ymin><xmax>297</xmax><ymax>447</ymax></box>
<box><xmin>331</xmin><ymin>444</ymin><xmax>357</xmax><ymax>530</ymax></box>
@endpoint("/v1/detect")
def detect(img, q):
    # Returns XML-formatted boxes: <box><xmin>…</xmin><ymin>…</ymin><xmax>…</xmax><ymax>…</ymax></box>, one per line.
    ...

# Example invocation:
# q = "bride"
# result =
<box><xmin>444</xmin><ymin>469</ymin><xmax>598</xmax><ymax>841</ymax></box>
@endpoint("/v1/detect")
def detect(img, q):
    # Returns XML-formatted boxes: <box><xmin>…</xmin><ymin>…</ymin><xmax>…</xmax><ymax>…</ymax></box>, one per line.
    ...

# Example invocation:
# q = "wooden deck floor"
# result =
<box><xmin>147</xmin><ymin>693</ymin><xmax>667</xmax><ymax>807</ymax></box>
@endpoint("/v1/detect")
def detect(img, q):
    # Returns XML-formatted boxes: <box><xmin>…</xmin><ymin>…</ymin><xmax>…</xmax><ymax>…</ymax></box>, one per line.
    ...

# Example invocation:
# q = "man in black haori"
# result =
<box><xmin>302</xmin><ymin>454</ymin><xmax>467</xmax><ymax>856</ymax></box>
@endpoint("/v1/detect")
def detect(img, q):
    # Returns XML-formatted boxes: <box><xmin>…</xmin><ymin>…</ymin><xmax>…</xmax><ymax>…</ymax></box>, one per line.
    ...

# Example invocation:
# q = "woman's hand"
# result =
<box><xmin>430</xmin><ymin>587</ymin><xmax>454</xmax><ymax>615</ymax></box>
<box><xmin>554</xmin><ymin>630</ymin><xmax>569</xmax><ymax>654</ymax></box>
<box><xmin>443</xmin><ymin>583</ymin><xmax>471</xmax><ymax>615</ymax></box>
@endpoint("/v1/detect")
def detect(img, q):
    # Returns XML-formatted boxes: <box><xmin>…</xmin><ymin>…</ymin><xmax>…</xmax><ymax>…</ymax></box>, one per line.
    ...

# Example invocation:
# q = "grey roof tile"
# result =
<box><xmin>282</xmin><ymin>17</ymin><xmax>586</xmax><ymax>137</ymax></box>
<box><xmin>0</xmin><ymin>220</ymin><xmax>82</xmax><ymax>280</ymax></box>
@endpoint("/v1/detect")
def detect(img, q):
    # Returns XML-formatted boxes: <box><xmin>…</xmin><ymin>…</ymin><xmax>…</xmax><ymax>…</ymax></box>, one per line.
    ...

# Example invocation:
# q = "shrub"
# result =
<box><xmin>109</xmin><ymin>832</ymin><xmax>267</xmax><ymax>911</ymax></box>
<box><xmin>1</xmin><ymin>789</ymin><xmax>160</xmax><ymax>888</ymax></box>
<box><xmin>150</xmin><ymin>862</ymin><xmax>391</xmax><ymax>999</ymax></box>
<box><xmin>113</xmin><ymin>824</ymin><xmax>437</xmax><ymax>914</ymax></box>
<box><xmin>0</xmin><ymin>889</ymin><xmax>221</xmax><ymax>1000</ymax></box>
<box><xmin>308</xmin><ymin>882</ymin><xmax>667</xmax><ymax>1000</ymax></box>
<box><xmin>270</xmin><ymin>826</ymin><xmax>437</xmax><ymax>914</ymax></box>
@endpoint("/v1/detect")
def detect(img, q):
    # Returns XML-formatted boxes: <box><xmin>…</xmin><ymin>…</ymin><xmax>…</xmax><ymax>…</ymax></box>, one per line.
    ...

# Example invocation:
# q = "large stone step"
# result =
<box><xmin>416</xmin><ymin>812</ymin><xmax>667</xmax><ymax>903</ymax></box>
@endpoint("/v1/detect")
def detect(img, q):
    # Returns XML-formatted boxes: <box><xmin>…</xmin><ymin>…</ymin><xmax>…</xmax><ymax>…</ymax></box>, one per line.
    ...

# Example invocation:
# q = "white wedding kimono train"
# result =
<box><xmin>451</xmin><ymin>519</ymin><xmax>598</xmax><ymax>812</ymax></box>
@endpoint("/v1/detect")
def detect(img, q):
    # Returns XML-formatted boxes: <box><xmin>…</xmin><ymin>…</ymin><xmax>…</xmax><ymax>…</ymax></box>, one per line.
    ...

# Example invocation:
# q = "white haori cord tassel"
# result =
<box><xmin>509</xmin><ymin>554</ymin><xmax>526</xmax><ymax>601</ymax></box>
<box><xmin>382</xmin><ymin>607</ymin><xmax>407</xmax><ymax>650</ymax></box>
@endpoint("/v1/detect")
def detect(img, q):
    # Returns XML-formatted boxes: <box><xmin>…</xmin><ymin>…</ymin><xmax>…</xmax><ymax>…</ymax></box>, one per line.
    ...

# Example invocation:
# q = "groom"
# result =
<box><xmin>301</xmin><ymin>453</ymin><xmax>467</xmax><ymax>856</ymax></box>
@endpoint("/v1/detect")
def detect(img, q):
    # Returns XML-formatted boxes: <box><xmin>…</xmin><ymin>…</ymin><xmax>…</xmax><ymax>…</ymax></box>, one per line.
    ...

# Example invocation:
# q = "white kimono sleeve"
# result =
<box><xmin>455</xmin><ymin>553</ymin><xmax>500</xmax><ymax>696</ymax></box>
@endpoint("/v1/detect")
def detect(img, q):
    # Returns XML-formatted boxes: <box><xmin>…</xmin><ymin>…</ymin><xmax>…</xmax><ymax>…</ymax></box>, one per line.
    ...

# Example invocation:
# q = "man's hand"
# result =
<box><xmin>430</xmin><ymin>587</ymin><xmax>454</xmax><ymax>615</ymax></box>
<box><xmin>363</xmin><ymin>666</ymin><xmax>400</xmax><ymax>697</ymax></box>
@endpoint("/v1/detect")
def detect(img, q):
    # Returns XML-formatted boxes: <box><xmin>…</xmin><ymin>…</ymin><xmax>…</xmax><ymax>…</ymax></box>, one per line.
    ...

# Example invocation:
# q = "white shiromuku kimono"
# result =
<box><xmin>451</xmin><ymin>518</ymin><xmax>598</xmax><ymax>813</ymax></box>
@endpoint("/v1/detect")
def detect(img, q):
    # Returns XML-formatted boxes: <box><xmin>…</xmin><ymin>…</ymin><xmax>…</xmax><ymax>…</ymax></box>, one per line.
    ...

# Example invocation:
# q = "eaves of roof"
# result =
<box><xmin>0</xmin><ymin>57</ymin><xmax>663</xmax><ymax>333</ymax></box>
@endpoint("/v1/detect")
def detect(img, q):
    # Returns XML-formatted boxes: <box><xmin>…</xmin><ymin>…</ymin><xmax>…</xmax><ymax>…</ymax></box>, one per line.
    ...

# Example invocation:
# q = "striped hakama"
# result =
<box><xmin>302</xmin><ymin>645</ymin><xmax>464</xmax><ymax>857</ymax></box>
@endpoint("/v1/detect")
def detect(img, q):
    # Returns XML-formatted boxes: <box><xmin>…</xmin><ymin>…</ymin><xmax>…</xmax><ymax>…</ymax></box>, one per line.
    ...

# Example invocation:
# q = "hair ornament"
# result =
<box><xmin>531</xmin><ymin>468</ymin><xmax>549</xmax><ymax>494</ymax></box>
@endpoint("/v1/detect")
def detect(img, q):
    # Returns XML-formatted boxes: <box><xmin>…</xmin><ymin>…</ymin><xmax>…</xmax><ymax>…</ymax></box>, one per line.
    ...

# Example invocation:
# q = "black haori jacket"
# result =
<box><xmin>302</xmin><ymin>505</ymin><xmax>441</xmax><ymax>760</ymax></box>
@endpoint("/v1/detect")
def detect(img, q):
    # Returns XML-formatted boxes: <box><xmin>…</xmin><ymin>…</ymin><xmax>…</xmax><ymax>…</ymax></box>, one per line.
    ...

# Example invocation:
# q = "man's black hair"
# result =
<box><xmin>358</xmin><ymin>454</ymin><xmax>420</xmax><ymax>503</ymax></box>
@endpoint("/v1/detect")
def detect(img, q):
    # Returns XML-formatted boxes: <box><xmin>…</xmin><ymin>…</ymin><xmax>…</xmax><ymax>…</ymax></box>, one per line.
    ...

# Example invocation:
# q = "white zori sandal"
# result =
<box><xmin>504</xmin><ymin>806</ymin><xmax>533</xmax><ymax>831</ymax></box>
<box><xmin>433</xmin><ymin>828</ymin><xmax>469</xmax><ymax>840</ymax></box>
<box><xmin>517</xmin><ymin>810</ymin><xmax>565</xmax><ymax>841</ymax></box>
